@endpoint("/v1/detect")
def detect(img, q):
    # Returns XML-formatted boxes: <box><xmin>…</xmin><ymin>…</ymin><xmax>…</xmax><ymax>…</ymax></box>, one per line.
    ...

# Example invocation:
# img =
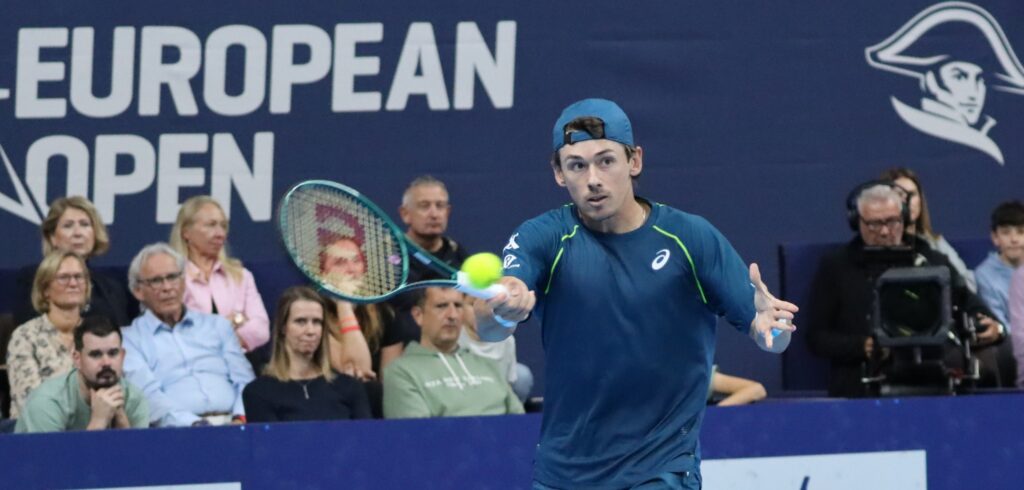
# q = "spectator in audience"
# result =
<box><xmin>319</xmin><ymin>235</ymin><xmax>398</xmax><ymax>416</ymax></box>
<box><xmin>13</xmin><ymin>196</ymin><xmax>135</xmax><ymax>327</ymax></box>
<box><xmin>319</xmin><ymin>236</ymin><xmax>385</xmax><ymax>380</ymax></box>
<box><xmin>388</xmin><ymin>177</ymin><xmax>471</xmax><ymax>350</ymax></box>
<box><xmin>170</xmin><ymin>195</ymin><xmax>271</xmax><ymax>369</ymax></box>
<box><xmin>707</xmin><ymin>367</ymin><xmax>767</xmax><ymax>406</ymax></box>
<box><xmin>807</xmin><ymin>182</ymin><xmax>1003</xmax><ymax>396</ymax></box>
<box><xmin>122</xmin><ymin>243</ymin><xmax>254</xmax><ymax>427</ymax></box>
<box><xmin>398</xmin><ymin>176</ymin><xmax>471</xmax><ymax>284</ymax></box>
<box><xmin>383</xmin><ymin>287</ymin><xmax>523</xmax><ymax>418</ymax></box>
<box><xmin>1010</xmin><ymin>266</ymin><xmax>1024</xmax><ymax>387</ymax></box>
<box><xmin>7</xmin><ymin>251</ymin><xmax>91</xmax><ymax>418</ymax></box>
<box><xmin>15</xmin><ymin>316</ymin><xmax>148</xmax><ymax>433</ymax></box>
<box><xmin>879</xmin><ymin>167</ymin><xmax>977</xmax><ymax>292</ymax></box>
<box><xmin>242</xmin><ymin>286</ymin><xmax>370</xmax><ymax>422</ymax></box>
<box><xmin>459</xmin><ymin>314</ymin><xmax>534</xmax><ymax>402</ymax></box>
<box><xmin>975</xmin><ymin>200</ymin><xmax>1024</xmax><ymax>326</ymax></box>
<box><xmin>974</xmin><ymin>202</ymin><xmax>1024</xmax><ymax>386</ymax></box>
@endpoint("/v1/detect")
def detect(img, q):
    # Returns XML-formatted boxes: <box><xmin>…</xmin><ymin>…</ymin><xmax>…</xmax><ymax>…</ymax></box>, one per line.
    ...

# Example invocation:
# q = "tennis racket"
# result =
<box><xmin>278</xmin><ymin>179</ymin><xmax>515</xmax><ymax>326</ymax></box>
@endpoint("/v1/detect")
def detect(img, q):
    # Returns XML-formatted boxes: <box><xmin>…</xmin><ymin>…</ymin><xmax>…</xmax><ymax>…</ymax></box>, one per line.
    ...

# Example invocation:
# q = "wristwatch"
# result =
<box><xmin>231</xmin><ymin>312</ymin><xmax>247</xmax><ymax>328</ymax></box>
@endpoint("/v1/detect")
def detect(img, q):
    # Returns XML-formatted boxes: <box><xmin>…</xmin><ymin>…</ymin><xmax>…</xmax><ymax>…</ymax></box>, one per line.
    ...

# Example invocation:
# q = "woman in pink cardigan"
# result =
<box><xmin>170</xmin><ymin>196</ymin><xmax>270</xmax><ymax>358</ymax></box>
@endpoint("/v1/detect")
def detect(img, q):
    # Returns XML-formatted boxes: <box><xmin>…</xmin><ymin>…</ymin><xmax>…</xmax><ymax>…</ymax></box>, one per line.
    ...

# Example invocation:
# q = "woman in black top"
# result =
<box><xmin>243</xmin><ymin>286</ymin><xmax>371</xmax><ymax>422</ymax></box>
<box><xmin>13</xmin><ymin>196</ymin><xmax>136</xmax><ymax>327</ymax></box>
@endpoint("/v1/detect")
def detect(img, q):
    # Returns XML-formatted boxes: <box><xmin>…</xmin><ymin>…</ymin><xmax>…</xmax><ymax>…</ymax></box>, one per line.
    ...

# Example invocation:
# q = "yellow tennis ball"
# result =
<box><xmin>462</xmin><ymin>252</ymin><xmax>504</xmax><ymax>289</ymax></box>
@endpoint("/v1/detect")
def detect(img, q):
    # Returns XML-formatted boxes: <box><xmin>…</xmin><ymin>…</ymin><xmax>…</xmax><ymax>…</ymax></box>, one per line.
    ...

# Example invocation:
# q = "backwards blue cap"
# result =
<box><xmin>552</xmin><ymin>98</ymin><xmax>634</xmax><ymax>151</ymax></box>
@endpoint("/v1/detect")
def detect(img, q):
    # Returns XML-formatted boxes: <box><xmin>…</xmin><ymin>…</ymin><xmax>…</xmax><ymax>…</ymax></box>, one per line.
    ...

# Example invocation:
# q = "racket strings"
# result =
<box><xmin>282</xmin><ymin>185</ymin><xmax>404</xmax><ymax>300</ymax></box>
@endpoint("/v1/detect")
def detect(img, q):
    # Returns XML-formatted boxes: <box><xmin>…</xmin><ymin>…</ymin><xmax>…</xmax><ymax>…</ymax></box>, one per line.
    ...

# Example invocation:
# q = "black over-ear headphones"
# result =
<box><xmin>845</xmin><ymin>179</ymin><xmax>911</xmax><ymax>231</ymax></box>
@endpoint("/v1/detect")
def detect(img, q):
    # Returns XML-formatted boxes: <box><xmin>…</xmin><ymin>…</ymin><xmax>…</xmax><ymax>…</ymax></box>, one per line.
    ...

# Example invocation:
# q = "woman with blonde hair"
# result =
<box><xmin>14</xmin><ymin>196</ymin><xmax>134</xmax><ymax>327</ymax></box>
<box><xmin>242</xmin><ymin>286</ymin><xmax>370</xmax><ymax>422</ymax></box>
<box><xmin>6</xmin><ymin>251</ymin><xmax>92</xmax><ymax>417</ymax></box>
<box><xmin>170</xmin><ymin>195</ymin><xmax>270</xmax><ymax>358</ymax></box>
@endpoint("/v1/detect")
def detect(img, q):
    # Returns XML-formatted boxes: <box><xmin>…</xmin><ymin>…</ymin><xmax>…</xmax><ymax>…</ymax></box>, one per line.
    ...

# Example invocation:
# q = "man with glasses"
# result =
<box><xmin>806</xmin><ymin>182</ymin><xmax>1002</xmax><ymax>397</ymax></box>
<box><xmin>16</xmin><ymin>316</ymin><xmax>148</xmax><ymax>432</ymax></box>
<box><xmin>121</xmin><ymin>243</ymin><xmax>254</xmax><ymax>427</ymax></box>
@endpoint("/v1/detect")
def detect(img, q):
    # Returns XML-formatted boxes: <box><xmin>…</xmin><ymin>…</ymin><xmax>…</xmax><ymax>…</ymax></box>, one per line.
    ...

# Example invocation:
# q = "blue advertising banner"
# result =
<box><xmin>2</xmin><ymin>394</ymin><xmax>1023</xmax><ymax>488</ymax></box>
<box><xmin>1</xmin><ymin>1</ymin><xmax>1022</xmax><ymax>393</ymax></box>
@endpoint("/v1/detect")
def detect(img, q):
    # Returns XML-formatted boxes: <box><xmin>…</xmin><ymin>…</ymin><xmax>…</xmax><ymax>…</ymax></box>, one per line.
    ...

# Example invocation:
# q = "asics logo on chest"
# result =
<box><xmin>651</xmin><ymin>249</ymin><xmax>670</xmax><ymax>270</ymax></box>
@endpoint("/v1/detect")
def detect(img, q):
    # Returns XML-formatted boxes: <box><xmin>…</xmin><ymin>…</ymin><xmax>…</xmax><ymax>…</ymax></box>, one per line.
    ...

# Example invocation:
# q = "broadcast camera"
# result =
<box><xmin>859</xmin><ymin>247</ymin><xmax>985</xmax><ymax>396</ymax></box>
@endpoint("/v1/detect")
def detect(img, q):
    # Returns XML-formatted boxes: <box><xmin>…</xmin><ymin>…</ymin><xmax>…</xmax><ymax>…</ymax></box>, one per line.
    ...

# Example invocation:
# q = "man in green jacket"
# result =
<box><xmin>383</xmin><ymin>287</ymin><xmax>524</xmax><ymax>418</ymax></box>
<box><xmin>16</xmin><ymin>316</ymin><xmax>148</xmax><ymax>433</ymax></box>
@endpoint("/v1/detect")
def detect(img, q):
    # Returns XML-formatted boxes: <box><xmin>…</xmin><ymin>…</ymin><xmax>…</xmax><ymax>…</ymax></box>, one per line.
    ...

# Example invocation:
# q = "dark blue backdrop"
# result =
<box><xmin>1</xmin><ymin>1</ymin><xmax>1022</xmax><ymax>395</ymax></box>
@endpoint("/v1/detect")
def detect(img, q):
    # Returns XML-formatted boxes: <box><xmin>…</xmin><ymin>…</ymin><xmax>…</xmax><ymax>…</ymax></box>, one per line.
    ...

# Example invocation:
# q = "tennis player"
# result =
<box><xmin>475</xmin><ymin>98</ymin><xmax>798</xmax><ymax>489</ymax></box>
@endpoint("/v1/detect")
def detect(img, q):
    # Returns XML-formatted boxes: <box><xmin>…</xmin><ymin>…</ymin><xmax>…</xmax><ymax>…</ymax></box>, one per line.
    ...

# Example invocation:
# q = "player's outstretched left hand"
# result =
<box><xmin>749</xmin><ymin>263</ymin><xmax>798</xmax><ymax>350</ymax></box>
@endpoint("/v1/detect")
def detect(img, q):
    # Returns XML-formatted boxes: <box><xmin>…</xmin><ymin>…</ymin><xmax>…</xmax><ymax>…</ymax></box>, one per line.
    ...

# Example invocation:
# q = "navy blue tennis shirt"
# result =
<box><xmin>503</xmin><ymin>200</ymin><xmax>756</xmax><ymax>488</ymax></box>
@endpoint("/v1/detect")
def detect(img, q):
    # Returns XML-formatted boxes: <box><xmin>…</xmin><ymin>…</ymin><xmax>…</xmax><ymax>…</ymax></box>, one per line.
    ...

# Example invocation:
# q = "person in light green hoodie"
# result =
<box><xmin>383</xmin><ymin>287</ymin><xmax>524</xmax><ymax>418</ymax></box>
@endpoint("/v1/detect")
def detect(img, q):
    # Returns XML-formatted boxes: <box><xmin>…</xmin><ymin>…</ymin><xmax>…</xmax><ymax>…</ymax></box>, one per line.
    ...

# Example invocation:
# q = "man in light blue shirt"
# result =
<box><xmin>122</xmin><ymin>243</ymin><xmax>254</xmax><ymax>427</ymax></box>
<box><xmin>974</xmin><ymin>201</ymin><xmax>1024</xmax><ymax>327</ymax></box>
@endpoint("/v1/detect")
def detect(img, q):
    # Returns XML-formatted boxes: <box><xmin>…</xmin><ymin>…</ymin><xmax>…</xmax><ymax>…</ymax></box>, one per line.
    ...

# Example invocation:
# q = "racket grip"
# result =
<box><xmin>455</xmin><ymin>272</ymin><xmax>518</xmax><ymax>328</ymax></box>
<box><xmin>455</xmin><ymin>271</ymin><xmax>507</xmax><ymax>299</ymax></box>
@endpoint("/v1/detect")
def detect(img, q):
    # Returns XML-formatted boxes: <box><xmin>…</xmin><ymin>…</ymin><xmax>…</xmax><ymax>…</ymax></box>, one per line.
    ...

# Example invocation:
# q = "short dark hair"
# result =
<box><xmin>411</xmin><ymin>287</ymin><xmax>463</xmax><ymax>309</ymax></box>
<box><xmin>991</xmin><ymin>200</ymin><xmax>1024</xmax><ymax>231</ymax></box>
<box><xmin>550</xmin><ymin>116</ymin><xmax>637</xmax><ymax>170</ymax></box>
<box><xmin>73</xmin><ymin>316</ymin><xmax>122</xmax><ymax>351</ymax></box>
<box><xmin>411</xmin><ymin>289</ymin><xmax>428</xmax><ymax>308</ymax></box>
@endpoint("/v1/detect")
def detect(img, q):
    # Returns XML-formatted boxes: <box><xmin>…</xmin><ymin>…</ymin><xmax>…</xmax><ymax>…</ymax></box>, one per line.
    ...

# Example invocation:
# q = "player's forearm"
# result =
<box><xmin>472</xmin><ymin>296</ymin><xmax>518</xmax><ymax>342</ymax></box>
<box><xmin>476</xmin><ymin>313</ymin><xmax>517</xmax><ymax>342</ymax></box>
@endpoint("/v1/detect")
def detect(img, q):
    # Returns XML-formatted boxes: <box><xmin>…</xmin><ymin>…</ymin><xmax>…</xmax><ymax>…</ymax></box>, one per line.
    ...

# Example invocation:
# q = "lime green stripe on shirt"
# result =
<box><xmin>652</xmin><ymin>225</ymin><xmax>708</xmax><ymax>304</ymax></box>
<box><xmin>544</xmin><ymin>225</ymin><xmax>579</xmax><ymax>294</ymax></box>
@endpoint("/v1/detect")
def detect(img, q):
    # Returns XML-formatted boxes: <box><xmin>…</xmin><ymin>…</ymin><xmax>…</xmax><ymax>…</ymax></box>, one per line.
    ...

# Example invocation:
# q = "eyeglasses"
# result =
<box><xmin>893</xmin><ymin>187</ymin><xmax>918</xmax><ymax>200</ymax></box>
<box><xmin>54</xmin><ymin>273</ymin><xmax>86</xmax><ymax>286</ymax></box>
<box><xmin>138</xmin><ymin>271</ymin><xmax>183</xmax><ymax>288</ymax></box>
<box><xmin>861</xmin><ymin>217</ymin><xmax>903</xmax><ymax>231</ymax></box>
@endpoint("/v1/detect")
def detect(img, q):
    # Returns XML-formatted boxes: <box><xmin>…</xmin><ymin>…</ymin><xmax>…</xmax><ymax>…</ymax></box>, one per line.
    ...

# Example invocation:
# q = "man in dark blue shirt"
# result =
<box><xmin>474</xmin><ymin>99</ymin><xmax>798</xmax><ymax>489</ymax></box>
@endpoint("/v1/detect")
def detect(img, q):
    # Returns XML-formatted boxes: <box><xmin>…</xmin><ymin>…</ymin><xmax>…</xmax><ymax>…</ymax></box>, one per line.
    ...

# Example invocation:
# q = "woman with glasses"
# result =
<box><xmin>879</xmin><ymin>167</ymin><xmax>976</xmax><ymax>292</ymax></box>
<box><xmin>6</xmin><ymin>252</ymin><xmax>91</xmax><ymax>418</ymax></box>
<box><xmin>13</xmin><ymin>196</ymin><xmax>135</xmax><ymax>327</ymax></box>
<box><xmin>170</xmin><ymin>196</ymin><xmax>270</xmax><ymax>365</ymax></box>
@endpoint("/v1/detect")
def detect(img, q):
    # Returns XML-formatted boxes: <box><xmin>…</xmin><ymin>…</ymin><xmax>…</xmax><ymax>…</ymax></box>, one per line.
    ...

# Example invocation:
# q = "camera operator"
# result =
<box><xmin>806</xmin><ymin>181</ymin><xmax>1004</xmax><ymax>397</ymax></box>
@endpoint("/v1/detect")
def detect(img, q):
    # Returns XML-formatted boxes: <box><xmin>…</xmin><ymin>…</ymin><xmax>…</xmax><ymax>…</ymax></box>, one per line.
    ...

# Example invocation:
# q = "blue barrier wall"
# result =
<box><xmin>2</xmin><ymin>0</ymin><xmax>1023</xmax><ymax>396</ymax></box>
<box><xmin>2</xmin><ymin>394</ymin><xmax>1023</xmax><ymax>488</ymax></box>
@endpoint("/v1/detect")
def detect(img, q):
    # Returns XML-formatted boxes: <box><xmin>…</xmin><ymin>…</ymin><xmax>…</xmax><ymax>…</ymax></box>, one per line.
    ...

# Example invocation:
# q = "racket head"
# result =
<box><xmin>278</xmin><ymin>180</ymin><xmax>409</xmax><ymax>303</ymax></box>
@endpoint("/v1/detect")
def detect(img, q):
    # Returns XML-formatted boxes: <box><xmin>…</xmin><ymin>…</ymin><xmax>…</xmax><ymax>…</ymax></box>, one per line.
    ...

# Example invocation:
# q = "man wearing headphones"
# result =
<box><xmin>805</xmin><ymin>181</ymin><xmax>1003</xmax><ymax>397</ymax></box>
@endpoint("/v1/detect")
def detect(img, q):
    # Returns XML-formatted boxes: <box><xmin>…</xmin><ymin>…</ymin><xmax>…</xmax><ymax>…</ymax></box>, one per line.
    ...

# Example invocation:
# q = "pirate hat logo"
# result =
<box><xmin>866</xmin><ymin>1</ymin><xmax>1024</xmax><ymax>164</ymax></box>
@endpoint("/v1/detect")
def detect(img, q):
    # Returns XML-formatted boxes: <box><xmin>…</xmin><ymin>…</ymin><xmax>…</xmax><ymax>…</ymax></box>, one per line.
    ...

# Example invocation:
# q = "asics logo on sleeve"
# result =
<box><xmin>651</xmin><ymin>249</ymin><xmax>670</xmax><ymax>270</ymax></box>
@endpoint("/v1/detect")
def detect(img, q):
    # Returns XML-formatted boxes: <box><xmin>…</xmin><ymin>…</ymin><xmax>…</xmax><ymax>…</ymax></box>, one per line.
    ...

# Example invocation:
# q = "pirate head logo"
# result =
<box><xmin>866</xmin><ymin>2</ymin><xmax>1024</xmax><ymax>164</ymax></box>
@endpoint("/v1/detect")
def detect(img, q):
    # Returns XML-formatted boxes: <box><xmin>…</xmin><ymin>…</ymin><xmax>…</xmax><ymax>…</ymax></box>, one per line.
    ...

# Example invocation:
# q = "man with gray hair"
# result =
<box><xmin>392</xmin><ymin>176</ymin><xmax>533</xmax><ymax>401</ymax></box>
<box><xmin>806</xmin><ymin>182</ymin><xmax>1003</xmax><ymax>397</ymax></box>
<box><xmin>386</xmin><ymin>175</ymin><xmax>469</xmax><ymax>361</ymax></box>
<box><xmin>122</xmin><ymin>242</ymin><xmax>254</xmax><ymax>427</ymax></box>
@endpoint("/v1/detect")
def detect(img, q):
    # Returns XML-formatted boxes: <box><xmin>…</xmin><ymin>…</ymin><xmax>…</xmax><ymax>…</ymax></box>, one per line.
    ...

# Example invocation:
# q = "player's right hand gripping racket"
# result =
<box><xmin>278</xmin><ymin>180</ymin><xmax>516</xmax><ymax>326</ymax></box>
